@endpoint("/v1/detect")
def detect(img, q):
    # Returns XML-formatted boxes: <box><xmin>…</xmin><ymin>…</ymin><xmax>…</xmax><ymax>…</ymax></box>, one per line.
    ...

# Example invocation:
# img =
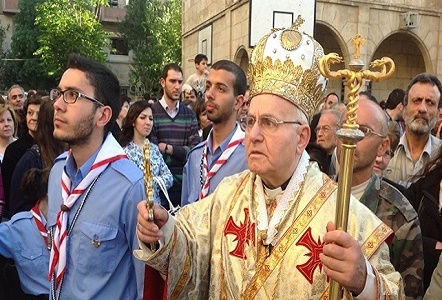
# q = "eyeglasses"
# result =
<box><xmin>358</xmin><ymin>124</ymin><xmax>386</xmax><ymax>138</ymax></box>
<box><xmin>314</xmin><ymin>125</ymin><xmax>337</xmax><ymax>133</ymax></box>
<box><xmin>50</xmin><ymin>88</ymin><xmax>103</xmax><ymax>106</ymax></box>
<box><xmin>240</xmin><ymin>115</ymin><xmax>301</xmax><ymax>134</ymax></box>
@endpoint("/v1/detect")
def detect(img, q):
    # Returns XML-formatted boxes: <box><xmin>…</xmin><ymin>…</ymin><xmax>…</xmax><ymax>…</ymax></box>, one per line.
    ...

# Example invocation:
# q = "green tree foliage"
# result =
<box><xmin>119</xmin><ymin>0</ymin><xmax>182</xmax><ymax>95</ymax></box>
<box><xmin>34</xmin><ymin>0</ymin><xmax>109</xmax><ymax>81</ymax></box>
<box><xmin>6</xmin><ymin>0</ymin><xmax>50</xmax><ymax>90</ymax></box>
<box><xmin>0</xmin><ymin>26</ymin><xmax>12</xmax><ymax>91</ymax></box>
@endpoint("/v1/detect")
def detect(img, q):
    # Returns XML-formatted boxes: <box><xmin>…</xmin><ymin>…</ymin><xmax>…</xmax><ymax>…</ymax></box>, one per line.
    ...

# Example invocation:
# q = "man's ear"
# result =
<box><xmin>96</xmin><ymin>106</ymin><xmax>113</xmax><ymax>129</ymax></box>
<box><xmin>234</xmin><ymin>94</ymin><xmax>244</xmax><ymax>111</ymax></box>
<box><xmin>160</xmin><ymin>78</ymin><xmax>165</xmax><ymax>89</ymax></box>
<box><xmin>297</xmin><ymin>125</ymin><xmax>311</xmax><ymax>155</ymax></box>
<box><xmin>377</xmin><ymin>137</ymin><xmax>390</xmax><ymax>157</ymax></box>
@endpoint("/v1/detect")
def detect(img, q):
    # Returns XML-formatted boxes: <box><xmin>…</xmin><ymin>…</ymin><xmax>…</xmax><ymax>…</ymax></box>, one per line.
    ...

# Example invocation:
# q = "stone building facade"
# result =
<box><xmin>182</xmin><ymin>0</ymin><xmax>442</xmax><ymax>103</ymax></box>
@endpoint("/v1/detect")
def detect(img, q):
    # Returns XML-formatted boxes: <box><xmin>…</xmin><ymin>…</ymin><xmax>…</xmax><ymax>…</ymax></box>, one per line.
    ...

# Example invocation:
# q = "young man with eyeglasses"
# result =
<box><xmin>135</xmin><ymin>26</ymin><xmax>402</xmax><ymax>299</ymax></box>
<box><xmin>181</xmin><ymin>60</ymin><xmax>248</xmax><ymax>206</ymax></box>
<box><xmin>337</xmin><ymin>98</ymin><xmax>423</xmax><ymax>299</ymax></box>
<box><xmin>47</xmin><ymin>54</ymin><xmax>145</xmax><ymax>299</ymax></box>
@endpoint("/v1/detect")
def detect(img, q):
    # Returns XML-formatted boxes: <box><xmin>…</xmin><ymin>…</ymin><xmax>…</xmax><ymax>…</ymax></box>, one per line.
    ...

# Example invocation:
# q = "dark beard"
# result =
<box><xmin>63</xmin><ymin>110</ymin><xmax>96</xmax><ymax>147</ymax></box>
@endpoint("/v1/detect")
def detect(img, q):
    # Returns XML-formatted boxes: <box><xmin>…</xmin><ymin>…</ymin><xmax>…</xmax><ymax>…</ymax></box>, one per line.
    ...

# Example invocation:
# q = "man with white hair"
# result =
<box><xmin>135</xmin><ymin>26</ymin><xmax>403</xmax><ymax>299</ymax></box>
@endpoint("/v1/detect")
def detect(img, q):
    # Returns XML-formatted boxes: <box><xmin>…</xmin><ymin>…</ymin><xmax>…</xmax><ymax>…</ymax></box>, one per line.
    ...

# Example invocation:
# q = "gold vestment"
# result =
<box><xmin>135</xmin><ymin>162</ymin><xmax>403</xmax><ymax>299</ymax></box>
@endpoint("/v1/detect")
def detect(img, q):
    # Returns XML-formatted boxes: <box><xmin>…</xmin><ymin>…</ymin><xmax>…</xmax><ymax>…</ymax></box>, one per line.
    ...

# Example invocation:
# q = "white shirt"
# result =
<box><xmin>385</xmin><ymin>133</ymin><xmax>442</xmax><ymax>187</ymax></box>
<box><xmin>159</xmin><ymin>97</ymin><xmax>179</xmax><ymax>118</ymax></box>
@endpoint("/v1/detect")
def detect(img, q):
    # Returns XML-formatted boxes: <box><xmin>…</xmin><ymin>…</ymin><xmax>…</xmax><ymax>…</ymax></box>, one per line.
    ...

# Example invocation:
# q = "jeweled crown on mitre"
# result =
<box><xmin>248</xmin><ymin>23</ymin><xmax>327</xmax><ymax>121</ymax></box>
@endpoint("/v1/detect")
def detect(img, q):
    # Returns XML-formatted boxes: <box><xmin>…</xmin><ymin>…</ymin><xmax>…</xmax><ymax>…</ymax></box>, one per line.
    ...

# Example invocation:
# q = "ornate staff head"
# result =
<box><xmin>318</xmin><ymin>33</ymin><xmax>395</xmax><ymax>300</ymax></box>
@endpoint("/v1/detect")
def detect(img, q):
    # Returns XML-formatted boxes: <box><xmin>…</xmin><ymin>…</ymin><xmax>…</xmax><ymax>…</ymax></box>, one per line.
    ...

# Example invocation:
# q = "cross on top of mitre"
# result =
<box><xmin>351</xmin><ymin>33</ymin><xmax>366</xmax><ymax>60</ymax></box>
<box><xmin>292</xmin><ymin>15</ymin><xmax>305</xmax><ymax>30</ymax></box>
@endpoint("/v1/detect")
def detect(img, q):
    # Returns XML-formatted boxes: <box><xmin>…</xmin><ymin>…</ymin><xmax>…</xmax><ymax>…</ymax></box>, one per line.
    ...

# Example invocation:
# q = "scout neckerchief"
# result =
<box><xmin>31</xmin><ymin>200</ymin><xmax>48</xmax><ymax>246</ymax></box>
<box><xmin>49</xmin><ymin>135</ymin><xmax>126</xmax><ymax>291</ymax></box>
<box><xmin>200</xmin><ymin>125</ymin><xmax>244</xmax><ymax>199</ymax></box>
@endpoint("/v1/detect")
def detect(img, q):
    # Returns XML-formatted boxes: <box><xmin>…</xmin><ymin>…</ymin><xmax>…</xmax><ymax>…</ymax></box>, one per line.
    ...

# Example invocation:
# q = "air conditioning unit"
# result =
<box><xmin>109</xmin><ymin>0</ymin><xmax>119</xmax><ymax>7</ymax></box>
<box><xmin>400</xmin><ymin>12</ymin><xmax>418</xmax><ymax>30</ymax></box>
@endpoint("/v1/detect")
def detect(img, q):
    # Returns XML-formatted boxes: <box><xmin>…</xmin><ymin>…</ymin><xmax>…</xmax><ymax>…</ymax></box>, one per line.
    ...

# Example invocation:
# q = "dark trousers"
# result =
<box><xmin>159</xmin><ymin>180</ymin><xmax>182</xmax><ymax>210</ymax></box>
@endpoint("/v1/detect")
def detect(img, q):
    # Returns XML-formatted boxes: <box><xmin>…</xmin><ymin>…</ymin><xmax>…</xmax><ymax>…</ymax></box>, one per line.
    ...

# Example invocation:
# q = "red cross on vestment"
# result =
<box><xmin>296</xmin><ymin>227</ymin><xmax>325</xmax><ymax>284</ymax></box>
<box><xmin>224</xmin><ymin>208</ymin><xmax>256</xmax><ymax>259</ymax></box>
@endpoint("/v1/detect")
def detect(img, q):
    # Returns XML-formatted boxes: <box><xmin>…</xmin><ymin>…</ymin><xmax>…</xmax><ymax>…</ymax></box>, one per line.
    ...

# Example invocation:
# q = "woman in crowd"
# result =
<box><xmin>9</xmin><ymin>99</ymin><xmax>67</xmax><ymax>216</ymax></box>
<box><xmin>111</xmin><ymin>95</ymin><xmax>130</xmax><ymax>140</ymax></box>
<box><xmin>0</xmin><ymin>105</ymin><xmax>16</xmax><ymax>162</ymax></box>
<box><xmin>1</xmin><ymin>94</ymin><xmax>42</xmax><ymax>220</ymax></box>
<box><xmin>116</xmin><ymin>95</ymin><xmax>130</xmax><ymax>129</ymax></box>
<box><xmin>405</xmin><ymin>144</ymin><xmax>442</xmax><ymax>291</ymax></box>
<box><xmin>193</xmin><ymin>99</ymin><xmax>212</xmax><ymax>141</ymax></box>
<box><xmin>0</xmin><ymin>168</ymin><xmax>50</xmax><ymax>299</ymax></box>
<box><xmin>119</xmin><ymin>100</ymin><xmax>173</xmax><ymax>204</ymax></box>
<box><xmin>0</xmin><ymin>105</ymin><xmax>17</xmax><ymax>220</ymax></box>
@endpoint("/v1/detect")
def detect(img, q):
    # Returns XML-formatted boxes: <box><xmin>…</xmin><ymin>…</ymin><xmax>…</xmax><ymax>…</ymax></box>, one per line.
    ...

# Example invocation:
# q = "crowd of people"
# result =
<box><xmin>0</xmin><ymin>24</ymin><xmax>442</xmax><ymax>300</ymax></box>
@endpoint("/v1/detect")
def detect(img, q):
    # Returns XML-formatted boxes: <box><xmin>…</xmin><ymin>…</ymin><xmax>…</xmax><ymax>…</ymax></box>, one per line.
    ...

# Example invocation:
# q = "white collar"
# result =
<box><xmin>255</xmin><ymin>151</ymin><xmax>310</xmax><ymax>245</ymax></box>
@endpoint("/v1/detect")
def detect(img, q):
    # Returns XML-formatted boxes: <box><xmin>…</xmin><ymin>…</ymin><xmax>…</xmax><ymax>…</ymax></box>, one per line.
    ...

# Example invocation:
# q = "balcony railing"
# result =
<box><xmin>3</xmin><ymin>0</ymin><xmax>19</xmax><ymax>14</ymax></box>
<box><xmin>100</xmin><ymin>6</ymin><xmax>126</xmax><ymax>23</ymax></box>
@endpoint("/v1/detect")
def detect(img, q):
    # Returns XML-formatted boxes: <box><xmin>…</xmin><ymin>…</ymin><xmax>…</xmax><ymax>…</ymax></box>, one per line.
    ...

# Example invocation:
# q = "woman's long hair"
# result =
<box><xmin>35</xmin><ymin>99</ymin><xmax>68</xmax><ymax>169</ymax></box>
<box><xmin>119</xmin><ymin>100</ymin><xmax>151</xmax><ymax>147</ymax></box>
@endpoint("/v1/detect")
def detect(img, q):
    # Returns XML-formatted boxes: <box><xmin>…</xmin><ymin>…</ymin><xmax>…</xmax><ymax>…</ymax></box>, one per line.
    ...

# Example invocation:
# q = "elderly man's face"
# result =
<box><xmin>316</xmin><ymin>112</ymin><xmax>339</xmax><ymax>155</ymax></box>
<box><xmin>184</xmin><ymin>90</ymin><xmax>197</xmax><ymax>102</ymax></box>
<box><xmin>8</xmin><ymin>87</ymin><xmax>25</xmax><ymax>110</ymax></box>
<box><xmin>404</xmin><ymin>82</ymin><xmax>440</xmax><ymax>135</ymax></box>
<box><xmin>245</xmin><ymin>94</ymin><xmax>309</xmax><ymax>188</ymax></box>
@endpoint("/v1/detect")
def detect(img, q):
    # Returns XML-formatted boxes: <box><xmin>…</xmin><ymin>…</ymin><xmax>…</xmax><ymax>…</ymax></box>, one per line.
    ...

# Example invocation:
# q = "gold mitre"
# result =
<box><xmin>249</xmin><ymin>25</ymin><xmax>327</xmax><ymax>120</ymax></box>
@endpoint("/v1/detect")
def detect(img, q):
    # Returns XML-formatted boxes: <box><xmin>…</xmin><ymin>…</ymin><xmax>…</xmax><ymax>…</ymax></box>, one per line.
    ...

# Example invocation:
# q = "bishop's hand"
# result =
<box><xmin>320</xmin><ymin>221</ymin><xmax>367</xmax><ymax>295</ymax></box>
<box><xmin>137</xmin><ymin>201</ymin><xmax>169</xmax><ymax>245</ymax></box>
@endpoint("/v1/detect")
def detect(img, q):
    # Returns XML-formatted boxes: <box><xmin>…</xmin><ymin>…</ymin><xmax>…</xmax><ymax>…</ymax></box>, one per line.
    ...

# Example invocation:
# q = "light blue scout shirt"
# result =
<box><xmin>0</xmin><ymin>210</ymin><xmax>50</xmax><ymax>295</ymax></box>
<box><xmin>48</xmin><ymin>138</ymin><xmax>145</xmax><ymax>299</ymax></box>
<box><xmin>181</xmin><ymin>123</ymin><xmax>248</xmax><ymax>206</ymax></box>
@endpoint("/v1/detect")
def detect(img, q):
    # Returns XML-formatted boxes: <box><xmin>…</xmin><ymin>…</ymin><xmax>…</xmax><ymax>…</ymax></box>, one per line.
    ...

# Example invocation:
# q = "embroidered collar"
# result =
<box><xmin>255</xmin><ymin>151</ymin><xmax>310</xmax><ymax>245</ymax></box>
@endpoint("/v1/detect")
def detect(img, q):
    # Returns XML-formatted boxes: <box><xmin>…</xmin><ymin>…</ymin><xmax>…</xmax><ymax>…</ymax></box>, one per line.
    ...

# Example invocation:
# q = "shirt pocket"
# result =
<box><xmin>20</xmin><ymin>247</ymin><xmax>47</xmax><ymax>277</ymax></box>
<box><xmin>77</xmin><ymin>221</ymin><xmax>119</xmax><ymax>273</ymax></box>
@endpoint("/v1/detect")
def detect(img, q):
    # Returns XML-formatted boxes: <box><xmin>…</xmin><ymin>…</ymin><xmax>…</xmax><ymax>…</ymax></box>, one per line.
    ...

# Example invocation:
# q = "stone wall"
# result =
<box><xmin>182</xmin><ymin>0</ymin><xmax>442</xmax><ymax>101</ymax></box>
